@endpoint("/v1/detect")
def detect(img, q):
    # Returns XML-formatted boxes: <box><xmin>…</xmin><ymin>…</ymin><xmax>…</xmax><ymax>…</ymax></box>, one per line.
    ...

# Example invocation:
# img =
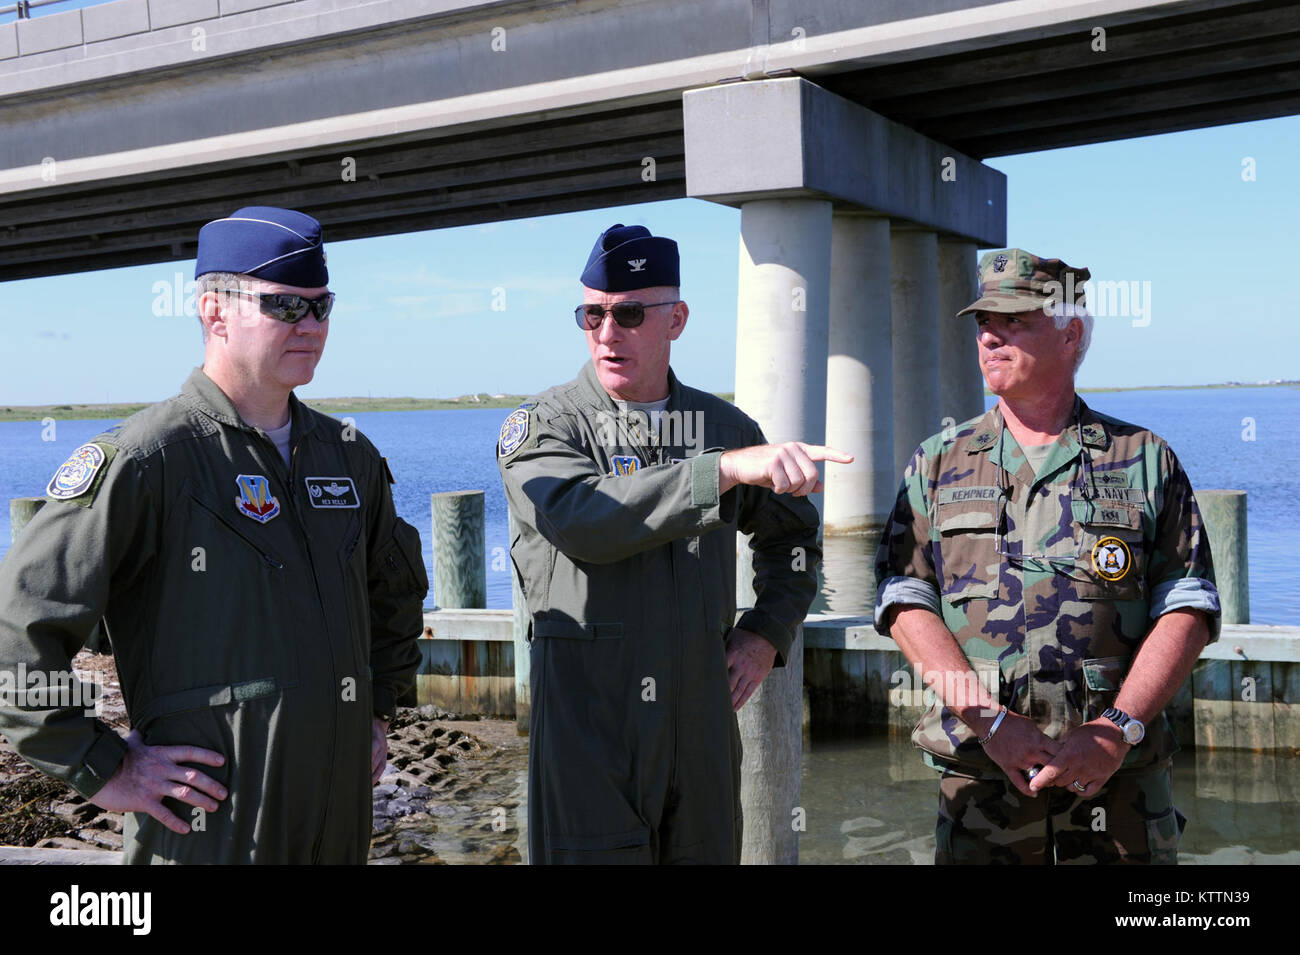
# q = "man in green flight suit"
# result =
<box><xmin>0</xmin><ymin>207</ymin><xmax>427</xmax><ymax>863</ymax></box>
<box><xmin>498</xmin><ymin>223</ymin><xmax>851</xmax><ymax>864</ymax></box>
<box><xmin>875</xmin><ymin>248</ymin><xmax>1220</xmax><ymax>864</ymax></box>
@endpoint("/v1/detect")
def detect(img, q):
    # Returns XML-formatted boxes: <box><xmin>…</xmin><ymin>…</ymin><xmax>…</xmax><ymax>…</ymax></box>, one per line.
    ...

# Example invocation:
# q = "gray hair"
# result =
<box><xmin>194</xmin><ymin>271</ymin><xmax>246</xmax><ymax>343</ymax></box>
<box><xmin>1049</xmin><ymin>304</ymin><xmax>1093</xmax><ymax>373</ymax></box>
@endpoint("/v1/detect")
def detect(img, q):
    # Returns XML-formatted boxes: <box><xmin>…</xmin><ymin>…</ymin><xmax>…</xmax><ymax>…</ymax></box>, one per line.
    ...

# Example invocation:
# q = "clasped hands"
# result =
<box><xmin>979</xmin><ymin>709</ymin><xmax>1128</xmax><ymax>798</ymax></box>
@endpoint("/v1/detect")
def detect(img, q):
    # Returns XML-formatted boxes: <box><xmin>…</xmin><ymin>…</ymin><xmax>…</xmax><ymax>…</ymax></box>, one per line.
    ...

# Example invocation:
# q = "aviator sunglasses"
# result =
<box><xmin>574</xmin><ymin>300</ymin><xmax>681</xmax><ymax>330</ymax></box>
<box><xmin>220</xmin><ymin>288</ymin><xmax>336</xmax><ymax>324</ymax></box>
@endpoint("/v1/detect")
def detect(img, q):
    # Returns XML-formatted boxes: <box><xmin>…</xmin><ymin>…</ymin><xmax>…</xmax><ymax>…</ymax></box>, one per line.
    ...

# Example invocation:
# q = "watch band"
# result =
<box><xmin>1101</xmin><ymin>706</ymin><xmax>1145</xmax><ymax>745</ymax></box>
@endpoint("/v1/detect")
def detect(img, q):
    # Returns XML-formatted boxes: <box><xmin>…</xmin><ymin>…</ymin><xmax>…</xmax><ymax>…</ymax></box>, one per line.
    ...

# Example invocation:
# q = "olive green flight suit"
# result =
<box><xmin>0</xmin><ymin>368</ymin><xmax>427</xmax><ymax>864</ymax></box>
<box><xmin>498</xmin><ymin>362</ymin><xmax>822</xmax><ymax>865</ymax></box>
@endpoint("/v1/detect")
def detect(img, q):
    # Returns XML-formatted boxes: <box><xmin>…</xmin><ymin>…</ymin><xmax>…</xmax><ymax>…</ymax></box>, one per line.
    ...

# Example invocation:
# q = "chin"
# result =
<box><xmin>595</xmin><ymin>366</ymin><xmax>634</xmax><ymax>397</ymax></box>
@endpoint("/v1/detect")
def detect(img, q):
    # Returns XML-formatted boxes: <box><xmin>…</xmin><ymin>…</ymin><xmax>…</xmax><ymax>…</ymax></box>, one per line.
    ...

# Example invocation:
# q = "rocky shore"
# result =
<box><xmin>0</xmin><ymin>652</ymin><xmax>526</xmax><ymax>864</ymax></box>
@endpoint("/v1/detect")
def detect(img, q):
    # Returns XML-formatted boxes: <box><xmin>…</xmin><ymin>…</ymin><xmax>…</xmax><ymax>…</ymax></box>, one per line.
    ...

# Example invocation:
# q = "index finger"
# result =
<box><xmin>157</xmin><ymin>744</ymin><xmax>227</xmax><ymax>767</ymax></box>
<box><xmin>799</xmin><ymin>445</ymin><xmax>855</xmax><ymax>464</ymax></box>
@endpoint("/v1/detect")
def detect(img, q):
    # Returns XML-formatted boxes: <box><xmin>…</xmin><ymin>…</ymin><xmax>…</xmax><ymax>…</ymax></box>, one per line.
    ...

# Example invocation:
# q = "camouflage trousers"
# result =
<box><xmin>934</xmin><ymin>760</ymin><xmax>1184</xmax><ymax>865</ymax></box>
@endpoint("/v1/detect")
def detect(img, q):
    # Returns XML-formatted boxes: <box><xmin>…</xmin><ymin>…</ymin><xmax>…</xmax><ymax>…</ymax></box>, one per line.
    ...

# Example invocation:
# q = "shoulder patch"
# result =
<box><xmin>46</xmin><ymin>442</ymin><xmax>117</xmax><ymax>507</ymax></box>
<box><xmin>498</xmin><ymin>403</ymin><xmax>538</xmax><ymax>460</ymax></box>
<box><xmin>382</xmin><ymin>457</ymin><xmax>396</xmax><ymax>485</ymax></box>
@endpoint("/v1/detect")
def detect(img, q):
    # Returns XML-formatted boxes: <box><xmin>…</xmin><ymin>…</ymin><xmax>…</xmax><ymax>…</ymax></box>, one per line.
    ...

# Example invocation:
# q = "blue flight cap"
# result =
<box><xmin>580</xmin><ymin>223</ymin><xmax>679</xmax><ymax>292</ymax></box>
<box><xmin>194</xmin><ymin>206</ymin><xmax>329</xmax><ymax>287</ymax></box>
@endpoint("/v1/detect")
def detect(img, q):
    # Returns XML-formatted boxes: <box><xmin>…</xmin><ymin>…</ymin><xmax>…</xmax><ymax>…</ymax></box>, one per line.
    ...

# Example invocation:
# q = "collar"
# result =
<box><xmin>963</xmin><ymin>394</ymin><xmax>1110</xmax><ymax>455</ymax></box>
<box><xmin>181</xmin><ymin>367</ymin><xmax>318</xmax><ymax>441</ymax></box>
<box><xmin>576</xmin><ymin>360</ymin><xmax>682</xmax><ymax>414</ymax></box>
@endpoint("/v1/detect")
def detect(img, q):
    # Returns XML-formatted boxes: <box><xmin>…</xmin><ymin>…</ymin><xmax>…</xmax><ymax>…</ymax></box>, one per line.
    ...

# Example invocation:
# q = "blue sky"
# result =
<box><xmin>2</xmin><ymin>2</ymin><xmax>1297</xmax><ymax>403</ymax></box>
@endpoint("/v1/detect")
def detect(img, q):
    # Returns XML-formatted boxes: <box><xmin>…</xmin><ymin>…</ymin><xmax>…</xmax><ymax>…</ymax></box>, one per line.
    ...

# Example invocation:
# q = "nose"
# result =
<box><xmin>593</xmin><ymin>309</ymin><xmax>622</xmax><ymax>342</ymax></box>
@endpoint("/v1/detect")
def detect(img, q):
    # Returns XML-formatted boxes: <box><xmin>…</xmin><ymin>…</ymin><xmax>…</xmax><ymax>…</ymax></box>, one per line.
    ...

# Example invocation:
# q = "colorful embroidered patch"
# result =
<box><xmin>47</xmin><ymin>443</ymin><xmax>108</xmax><ymax>501</ymax></box>
<box><xmin>235</xmin><ymin>474</ymin><xmax>281</xmax><ymax>524</ymax></box>
<box><xmin>1091</xmin><ymin>535</ymin><xmax>1131</xmax><ymax>581</ymax></box>
<box><xmin>610</xmin><ymin>455</ymin><xmax>640</xmax><ymax>476</ymax></box>
<box><xmin>305</xmin><ymin>476</ymin><xmax>360</xmax><ymax>509</ymax></box>
<box><xmin>498</xmin><ymin>409</ymin><xmax>530</xmax><ymax>458</ymax></box>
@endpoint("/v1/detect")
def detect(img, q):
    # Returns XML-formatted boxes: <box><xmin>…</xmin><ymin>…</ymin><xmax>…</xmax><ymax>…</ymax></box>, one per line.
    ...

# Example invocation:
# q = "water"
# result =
<box><xmin>797</xmin><ymin>731</ymin><xmax>1300</xmax><ymax>864</ymax></box>
<box><xmin>2</xmin><ymin>386</ymin><xmax>1296</xmax><ymax>623</ymax></box>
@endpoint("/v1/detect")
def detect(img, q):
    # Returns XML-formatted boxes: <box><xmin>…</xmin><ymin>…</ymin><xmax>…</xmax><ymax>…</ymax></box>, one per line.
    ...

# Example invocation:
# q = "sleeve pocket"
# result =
<box><xmin>1081</xmin><ymin>655</ymin><xmax>1126</xmax><ymax>723</ymax></box>
<box><xmin>379</xmin><ymin>517</ymin><xmax>429</xmax><ymax>597</ymax></box>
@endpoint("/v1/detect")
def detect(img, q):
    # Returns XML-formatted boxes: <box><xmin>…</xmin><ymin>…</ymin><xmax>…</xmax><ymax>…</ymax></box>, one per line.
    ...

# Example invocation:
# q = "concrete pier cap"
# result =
<box><xmin>682</xmin><ymin>76</ymin><xmax>1007</xmax><ymax>246</ymax></box>
<box><xmin>683</xmin><ymin>75</ymin><xmax>1006</xmax><ymax>537</ymax></box>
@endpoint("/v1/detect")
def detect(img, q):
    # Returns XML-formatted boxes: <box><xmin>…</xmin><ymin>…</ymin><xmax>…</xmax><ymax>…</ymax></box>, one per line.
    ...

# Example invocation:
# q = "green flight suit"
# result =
<box><xmin>497</xmin><ymin>362</ymin><xmax>821</xmax><ymax>865</ymax></box>
<box><xmin>0</xmin><ymin>368</ymin><xmax>427</xmax><ymax>864</ymax></box>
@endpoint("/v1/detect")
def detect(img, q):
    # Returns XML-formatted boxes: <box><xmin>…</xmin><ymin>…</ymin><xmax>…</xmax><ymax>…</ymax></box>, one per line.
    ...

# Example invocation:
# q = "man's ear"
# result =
<box><xmin>198</xmin><ymin>290</ymin><xmax>227</xmax><ymax>341</ymax></box>
<box><xmin>667</xmin><ymin>300</ymin><xmax>689</xmax><ymax>341</ymax></box>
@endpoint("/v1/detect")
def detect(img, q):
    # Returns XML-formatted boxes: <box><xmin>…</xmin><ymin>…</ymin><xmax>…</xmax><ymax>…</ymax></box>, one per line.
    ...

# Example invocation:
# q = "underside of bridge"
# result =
<box><xmin>0</xmin><ymin>0</ymin><xmax>1297</xmax><ymax>280</ymax></box>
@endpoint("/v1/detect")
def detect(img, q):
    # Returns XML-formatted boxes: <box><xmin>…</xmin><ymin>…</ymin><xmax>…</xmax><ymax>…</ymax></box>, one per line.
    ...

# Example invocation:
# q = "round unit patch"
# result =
<box><xmin>1091</xmin><ymin>536</ymin><xmax>1132</xmax><ymax>581</ymax></box>
<box><xmin>47</xmin><ymin>443</ymin><xmax>107</xmax><ymax>500</ymax></box>
<box><xmin>498</xmin><ymin>408</ymin><xmax>530</xmax><ymax>458</ymax></box>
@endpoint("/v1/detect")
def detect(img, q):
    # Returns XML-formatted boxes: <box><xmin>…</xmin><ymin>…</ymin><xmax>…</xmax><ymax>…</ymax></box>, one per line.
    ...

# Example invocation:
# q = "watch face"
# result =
<box><xmin>1123</xmin><ymin>720</ymin><xmax>1145</xmax><ymax>744</ymax></box>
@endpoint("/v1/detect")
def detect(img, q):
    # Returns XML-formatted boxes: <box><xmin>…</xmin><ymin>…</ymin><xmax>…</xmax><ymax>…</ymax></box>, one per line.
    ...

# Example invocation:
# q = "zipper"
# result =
<box><xmin>247</xmin><ymin>432</ymin><xmax>341</xmax><ymax>864</ymax></box>
<box><xmin>287</xmin><ymin>439</ymin><xmax>342</xmax><ymax>865</ymax></box>
<box><xmin>189</xmin><ymin>495</ymin><xmax>284</xmax><ymax>569</ymax></box>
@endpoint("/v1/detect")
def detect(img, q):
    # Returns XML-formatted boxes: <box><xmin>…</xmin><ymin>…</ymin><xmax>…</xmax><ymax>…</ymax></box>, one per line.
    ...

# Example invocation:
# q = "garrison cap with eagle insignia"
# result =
<box><xmin>580</xmin><ymin>224</ymin><xmax>679</xmax><ymax>292</ymax></box>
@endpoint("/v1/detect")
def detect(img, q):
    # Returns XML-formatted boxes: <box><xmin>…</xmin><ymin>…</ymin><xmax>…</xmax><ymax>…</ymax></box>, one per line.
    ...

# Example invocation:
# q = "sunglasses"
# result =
<box><xmin>574</xmin><ymin>300</ymin><xmax>681</xmax><ymax>330</ymax></box>
<box><xmin>220</xmin><ymin>288</ymin><xmax>335</xmax><ymax>324</ymax></box>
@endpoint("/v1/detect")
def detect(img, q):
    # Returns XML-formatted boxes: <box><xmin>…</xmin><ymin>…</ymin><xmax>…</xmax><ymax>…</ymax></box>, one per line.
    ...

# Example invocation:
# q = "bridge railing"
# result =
<box><xmin>1</xmin><ymin>0</ymin><xmax>74</xmax><ymax>21</ymax></box>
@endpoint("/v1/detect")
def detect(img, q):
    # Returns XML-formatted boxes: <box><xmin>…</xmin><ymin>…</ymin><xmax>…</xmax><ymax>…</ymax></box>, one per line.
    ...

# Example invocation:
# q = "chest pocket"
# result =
<box><xmin>1069</xmin><ymin>495</ymin><xmax>1148</xmax><ymax>601</ymax></box>
<box><xmin>151</xmin><ymin>488</ymin><xmax>299</xmax><ymax>696</ymax></box>
<box><xmin>934</xmin><ymin>496</ymin><xmax>999</xmax><ymax>602</ymax></box>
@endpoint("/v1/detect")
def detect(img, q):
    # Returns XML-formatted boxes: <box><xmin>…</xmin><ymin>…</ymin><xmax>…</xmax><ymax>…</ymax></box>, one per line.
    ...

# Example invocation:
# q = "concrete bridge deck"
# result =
<box><xmin>1</xmin><ymin>0</ymin><xmax>1297</xmax><ymax>279</ymax></box>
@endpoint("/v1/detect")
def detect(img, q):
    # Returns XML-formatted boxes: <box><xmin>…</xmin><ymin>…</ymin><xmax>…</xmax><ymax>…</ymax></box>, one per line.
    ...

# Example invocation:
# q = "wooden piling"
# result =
<box><xmin>430</xmin><ymin>490</ymin><xmax>486</xmax><ymax>609</ymax></box>
<box><xmin>509</xmin><ymin>510</ymin><xmax>530</xmax><ymax>735</ymax></box>
<box><xmin>10</xmin><ymin>497</ymin><xmax>45</xmax><ymax>541</ymax></box>
<box><xmin>1197</xmin><ymin>489</ymin><xmax>1249</xmax><ymax>624</ymax></box>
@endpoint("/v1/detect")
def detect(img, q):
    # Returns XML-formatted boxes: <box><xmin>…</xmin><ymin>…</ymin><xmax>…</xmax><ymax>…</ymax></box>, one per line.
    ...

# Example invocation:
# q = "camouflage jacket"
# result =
<box><xmin>874</xmin><ymin>397</ymin><xmax>1220</xmax><ymax>777</ymax></box>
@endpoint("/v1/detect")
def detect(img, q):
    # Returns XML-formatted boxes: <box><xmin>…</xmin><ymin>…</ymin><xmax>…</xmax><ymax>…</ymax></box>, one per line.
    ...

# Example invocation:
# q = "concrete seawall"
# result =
<box><xmin>419</xmin><ymin>609</ymin><xmax>1300</xmax><ymax>753</ymax></box>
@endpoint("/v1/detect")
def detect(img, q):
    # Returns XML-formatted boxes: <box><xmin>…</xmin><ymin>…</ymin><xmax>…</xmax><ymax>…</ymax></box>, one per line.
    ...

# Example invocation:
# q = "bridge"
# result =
<box><xmin>2</xmin><ymin>0</ymin><xmax>1295</xmax><ymax>864</ymax></box>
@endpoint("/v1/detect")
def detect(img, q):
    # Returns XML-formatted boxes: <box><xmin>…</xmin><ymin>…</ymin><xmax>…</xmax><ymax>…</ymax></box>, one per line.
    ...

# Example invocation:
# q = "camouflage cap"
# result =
<box><xmin>956</xmin><ymin>248</ymin><xmax>1091</xmax><ymax>317</ymax></box>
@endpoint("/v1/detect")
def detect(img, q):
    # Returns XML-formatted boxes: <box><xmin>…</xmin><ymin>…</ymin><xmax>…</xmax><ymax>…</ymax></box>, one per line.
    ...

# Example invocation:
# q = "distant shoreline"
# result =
<box><xmin>0</xmin><ymin>381</ymin><xmax>1294</xmax><ymax>423</ymax></box>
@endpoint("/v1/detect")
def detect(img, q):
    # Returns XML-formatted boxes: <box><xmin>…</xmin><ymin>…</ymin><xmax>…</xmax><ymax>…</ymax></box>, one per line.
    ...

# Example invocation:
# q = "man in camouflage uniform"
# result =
<box><xmin>875</xmin><ymin>248</ymin><xmax>1220</xmax><ymax>864</ymax></box>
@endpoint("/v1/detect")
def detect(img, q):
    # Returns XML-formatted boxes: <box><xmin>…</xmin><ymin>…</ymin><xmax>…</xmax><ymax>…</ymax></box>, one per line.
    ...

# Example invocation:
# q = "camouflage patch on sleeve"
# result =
<box><xmin>45</xmin><ymin>442</ymin><xmax>118</xmax><ymax>508</ymax></box>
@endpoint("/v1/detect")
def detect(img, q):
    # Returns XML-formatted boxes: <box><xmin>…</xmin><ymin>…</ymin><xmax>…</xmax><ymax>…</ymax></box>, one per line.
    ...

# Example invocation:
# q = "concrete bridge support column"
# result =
<box><xmin>938</xmin><ymin>239</ymin><xmax>987</xmax><ymax>427</ymax></box>
<box><xmin>891</xmin><ymin>228</ymin><xmax>941</xmax><ymax>470</ymax></box>
<box><xmin>733</xmin><ymin>197</ymin><xmax>832</xmax><ymax>865</ymax></box>
<box><xmin>684</xmin><ymin>75</ymin><xmax>1007</xmax><ymax>864</ymax></box>
<box><xmin>823</xmin><ymin>214</ymin><xmax>895</xmax><ymax>613</ymax></box>
<box><xmin>825</xmin><ymin>214</ymin><xmax>894</xmax><ymax>536</ymax></box>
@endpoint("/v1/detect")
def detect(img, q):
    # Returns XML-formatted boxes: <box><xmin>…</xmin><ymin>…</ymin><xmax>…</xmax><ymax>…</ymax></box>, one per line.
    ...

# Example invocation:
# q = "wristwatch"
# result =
<box><xmin>1101</xmin><ymin>707</ymin><xmax>1145</xmax><ymax>745</ymax></box>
